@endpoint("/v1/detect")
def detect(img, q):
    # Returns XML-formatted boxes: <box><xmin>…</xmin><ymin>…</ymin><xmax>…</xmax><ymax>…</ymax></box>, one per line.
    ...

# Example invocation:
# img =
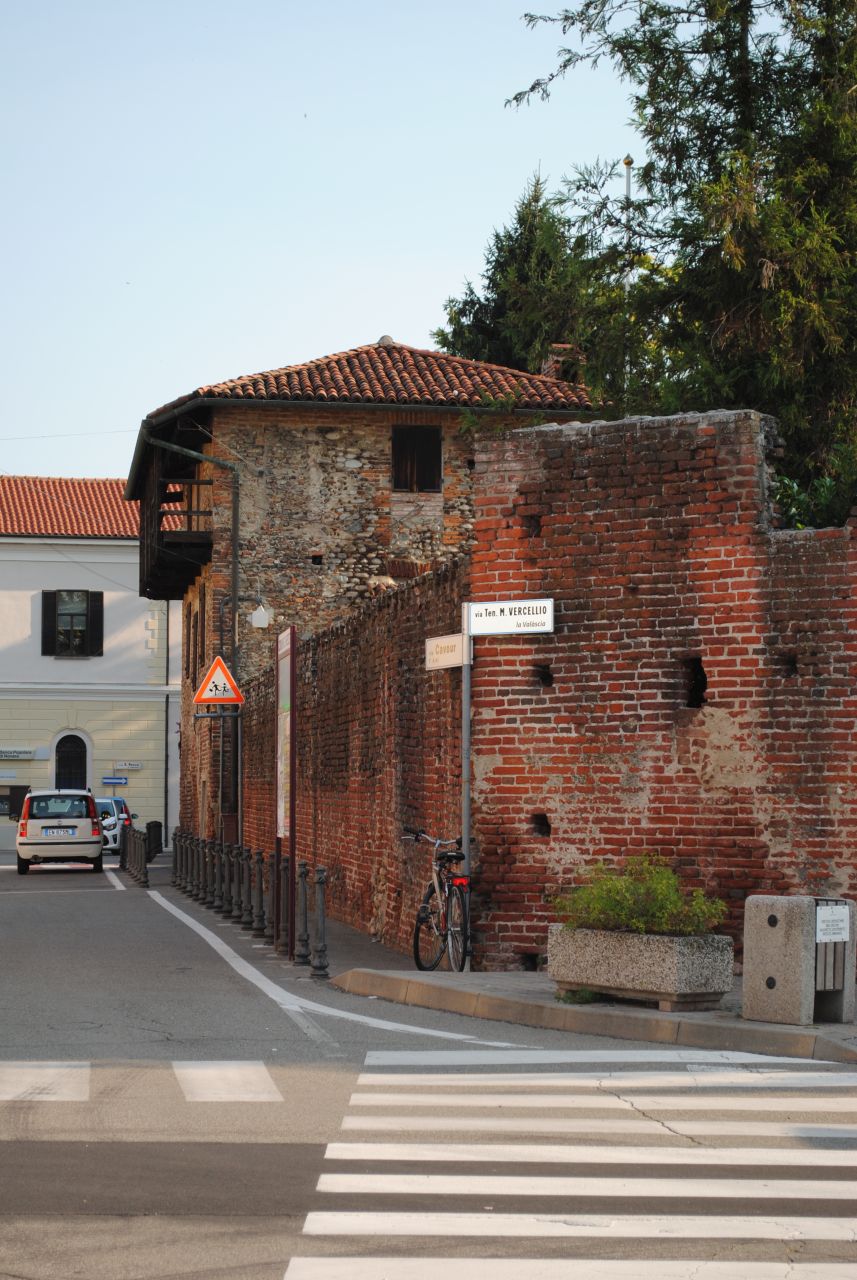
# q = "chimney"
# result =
<box><xmin>541</xmin><ymin>342</ymin><xmax>585</xmax><ymax>382</ymax></box>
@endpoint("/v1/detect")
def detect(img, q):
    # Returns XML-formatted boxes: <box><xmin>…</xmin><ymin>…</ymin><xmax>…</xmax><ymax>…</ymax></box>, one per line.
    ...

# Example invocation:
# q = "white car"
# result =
<box><xmin>96</xmin><ymin>797</ymin><xmax>136</xmax><ymax>853</ymax></box>
<box><xmin>16</xmin><ymin>789</ymin><xmax>104</xmax><ymax>875</ymax></box>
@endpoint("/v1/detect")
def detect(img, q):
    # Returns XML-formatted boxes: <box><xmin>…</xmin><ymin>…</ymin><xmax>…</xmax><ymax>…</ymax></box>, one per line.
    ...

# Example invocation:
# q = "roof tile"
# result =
<box><xmin>0</xmin><ymin>477</ymin><xmax>138</xmax><ymax>539</ymax></box>
<box><xmin>147</xmin><ymin>340</ymin><xmax>592</xmax><ymax>421</ymax></box>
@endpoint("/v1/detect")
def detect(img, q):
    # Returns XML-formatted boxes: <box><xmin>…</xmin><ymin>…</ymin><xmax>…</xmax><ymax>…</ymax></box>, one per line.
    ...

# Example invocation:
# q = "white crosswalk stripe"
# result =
<box><xmin>0</xmin><ymin>1059</ymin><xmax>281</xmax><ymax>1103</ymax></box>
<box><xmin>286</xmin><ymin>1045</ymin><xmax>857</xmax><ymax>1279</ymax></box>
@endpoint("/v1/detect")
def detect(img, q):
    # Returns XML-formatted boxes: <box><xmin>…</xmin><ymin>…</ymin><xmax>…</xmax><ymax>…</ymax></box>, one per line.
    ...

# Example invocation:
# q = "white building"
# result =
<box><xmin>0</xmin><ymin>476</ymin><xmax>180</xmax><ymax>837</ymax></box>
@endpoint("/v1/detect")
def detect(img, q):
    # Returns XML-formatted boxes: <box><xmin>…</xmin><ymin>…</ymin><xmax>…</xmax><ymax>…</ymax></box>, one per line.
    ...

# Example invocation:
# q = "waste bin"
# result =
<box><xmin>742</xmin><ymin>894</ymin><xmax>856</xmax><ymax>1025</ymax></box>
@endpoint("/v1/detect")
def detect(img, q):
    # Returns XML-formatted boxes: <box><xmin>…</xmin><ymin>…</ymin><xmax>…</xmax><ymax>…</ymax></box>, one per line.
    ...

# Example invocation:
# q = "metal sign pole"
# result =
<box><xmin>461</xmin><ymin>602</ymin><xmax>472</xmax><ymax>881</ymax></box>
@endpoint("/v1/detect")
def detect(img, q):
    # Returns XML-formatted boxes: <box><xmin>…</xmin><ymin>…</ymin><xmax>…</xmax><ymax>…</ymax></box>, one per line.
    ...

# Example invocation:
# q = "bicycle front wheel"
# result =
<box><xmin>413</xmin><ymin>885</ymin><xmax>446</xmax><ymax>970</ymax></box>
<box><xmin>446</xmin><ymin>884</ymin><xmax>468</xmax><ymax>971</ymax></box>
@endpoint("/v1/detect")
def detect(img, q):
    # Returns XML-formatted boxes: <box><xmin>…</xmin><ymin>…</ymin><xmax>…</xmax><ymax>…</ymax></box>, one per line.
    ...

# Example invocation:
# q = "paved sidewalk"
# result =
<box><xmin>330</xmin><ymin>961</ymin><xmax>857</xmax><ymax>1064</ymax></box>
<box><xmin>148</xmin><ymin>859</ymin><xmax>857</xmax><ymax>1064</ymax></box>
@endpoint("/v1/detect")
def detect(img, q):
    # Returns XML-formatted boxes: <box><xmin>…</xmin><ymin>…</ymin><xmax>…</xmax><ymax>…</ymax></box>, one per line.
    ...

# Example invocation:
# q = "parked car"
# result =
<box><xmin>16</xmin><ymin>789</ymin><xmax>104</xmax><ymax>875</ymax></box>
<box><xmin>95</xmin><ymin>797</ymin><xmax>137</xmax><ymax>853</ymax></box>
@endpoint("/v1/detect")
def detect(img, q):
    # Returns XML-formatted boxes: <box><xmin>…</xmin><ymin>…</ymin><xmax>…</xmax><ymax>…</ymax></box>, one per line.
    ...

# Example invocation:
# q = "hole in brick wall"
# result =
<box><xmin>310</xmin><ymin>554</ymin><xmax>323</xmax><ymax>566</ymax></box>
<box><xmin>519</xmin><ymin>952</ymin><xmax>540</xmax><ymax>972</ymax></box>
<box><xmin>683</xmin><ymin>656</ymin><xmax>708</xmax><ymax>707</ymax></box>
<box><xmin>534</xmin><ymin>664</ymin><xmax>554</xmax><ymax>687</ymax></box>
<box><xmin>522</xmin><ymin>512</ymin><xmax>542</xmax><ymax>537</ymax></box>
<box><xmin>779</xmin><ymin>651</ymin><xmax>799</xmax><ymax>677</ymax></box>
<box><xmin>531</xmin><ymin>812</ymin><xmax>552</xmax><ymax>837</ymax></box>
<box><xmin>466</xmin><ymin>457</ymin><xmax>476</xmax><ymax>471</ymax></box>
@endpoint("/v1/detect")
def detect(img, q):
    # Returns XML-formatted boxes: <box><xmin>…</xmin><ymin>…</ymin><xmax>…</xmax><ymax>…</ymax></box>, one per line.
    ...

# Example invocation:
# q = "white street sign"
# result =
<box><xmin>425</xmin><ymin>633</ymin><xmax>467</xmax><ymax>670</ymax></box>
<box><xmin>114</xmin><ymin>761</ymin><xmax>143</xmax><ymax>771</ymax></box>
<box><xmin>466</xmin><ymin>598</ymin><xmax>554</xmax><ymax>636</ymax></box>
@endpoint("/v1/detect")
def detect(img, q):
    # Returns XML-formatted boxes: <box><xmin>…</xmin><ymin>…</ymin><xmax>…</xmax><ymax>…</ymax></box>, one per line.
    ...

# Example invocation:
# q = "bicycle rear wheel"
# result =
<box><xmin>446</xmin><ymin>884</ymin><xmax>468</xmax><ymax>971</ymax></box>
<box><xmin>413</xmin><ymin>885</ymin><xmax>446</xmax><ymax>970</ymax></box>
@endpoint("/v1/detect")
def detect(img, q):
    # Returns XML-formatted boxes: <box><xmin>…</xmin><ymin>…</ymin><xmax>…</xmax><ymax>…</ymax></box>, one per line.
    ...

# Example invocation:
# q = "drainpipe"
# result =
<box><xmin>141</xmin><ymin>432</ymin><xmax>241</xmax><ymax>838</ymax></box>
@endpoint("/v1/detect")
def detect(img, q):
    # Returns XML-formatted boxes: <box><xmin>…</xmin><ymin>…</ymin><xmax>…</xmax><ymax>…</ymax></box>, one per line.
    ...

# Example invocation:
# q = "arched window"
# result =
<box><xmin>55</xmin><ymin>734</ymin><xmax>87</xmax><ymax>789</ymax></box>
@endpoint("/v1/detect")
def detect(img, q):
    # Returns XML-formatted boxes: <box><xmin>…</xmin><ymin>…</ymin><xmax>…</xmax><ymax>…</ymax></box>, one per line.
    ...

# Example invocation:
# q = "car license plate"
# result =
<box><xmin>42</xmin><ymin>827</ymin><xmax>75</xmax><ymax>837</ymax></box>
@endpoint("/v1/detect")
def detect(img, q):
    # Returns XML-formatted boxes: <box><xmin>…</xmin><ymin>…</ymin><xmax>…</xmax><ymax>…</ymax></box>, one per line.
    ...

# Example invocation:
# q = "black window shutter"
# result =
<box><xmin>41</xmin><ymin>592</ymin><xmax>58</xmax><ymax>655</ymax></box>
<box><xmin>87</xmin><ymin>592</ymin><xmax>104</xmax><ymax>656</ymax></box>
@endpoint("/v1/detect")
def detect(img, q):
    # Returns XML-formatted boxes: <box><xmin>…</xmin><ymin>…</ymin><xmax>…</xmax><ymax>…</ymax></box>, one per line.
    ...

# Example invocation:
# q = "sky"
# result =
<box><xmin>1</xmin><ymin>1</ymin><xmax>638</xmax><ymax>480</ymax></box>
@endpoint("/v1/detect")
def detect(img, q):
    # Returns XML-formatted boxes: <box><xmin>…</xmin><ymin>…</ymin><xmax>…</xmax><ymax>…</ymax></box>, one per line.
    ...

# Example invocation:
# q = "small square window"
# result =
<box><xmin>392</xmin><ymin>426</ymin><xmax>442</xmax><ymax>493</ymax></box>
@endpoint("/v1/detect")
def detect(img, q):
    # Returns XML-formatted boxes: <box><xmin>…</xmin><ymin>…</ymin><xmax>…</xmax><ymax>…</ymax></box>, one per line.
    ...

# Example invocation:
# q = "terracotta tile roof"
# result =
<box><xmin>147</xmin><ymin>339</ymin><xmax>591</xmax><ymax>420</ymax></box>
<box><xmin>0</xmin><ymin>477</ymin><xmax>139</xmax><ymax>539</ymax></box>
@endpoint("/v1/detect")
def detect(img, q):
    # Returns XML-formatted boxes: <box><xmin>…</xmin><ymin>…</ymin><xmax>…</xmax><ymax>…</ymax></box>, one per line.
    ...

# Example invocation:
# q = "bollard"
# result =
<box><xmin>204</xmin><ymin>840</ymin><xmax>217</xmax><ymax>907</ymax></box>
<box><xmin>252</xmin><ymin>852</ymin><xmax>266</xmax><ymax>936</ymax></box>
<box><xmin>231</xmin><ymin>844</ymin><xmax>243</xmax><ymax>922</ymax></box>
<box><xmin>264</xmin><ymin>856</ymin><xmax>276</xmax><ymax>943</ymax></box>
<box><xmin>170</xmin><ymin>831</ymin><xmax>179</xmax><ymax>886</ymax></box>
<box><xmin>310</xmin><ymin>866</ymin><xmax>329</xmax><ymax>979</ymax></box>
<box><xmin>276</xmin><ymin>857</ymin><xmax>290</xmax><ymax>956</ymax></box>
<box><xmin>213</xmin><ymin>842</ymin><xmax>224</xmax><ymax>912</ymax></box>
<box><xmin>176</xmin><ymin>833</ymin><xmax>186</xmax><ymax>891</ymax></box>
<box><xmin>241</xmin><ymin>849</ymin><xmax>254</xmax><ymax>929</ymax></box>
<box><xmin>139</xmin><ymin>829</ymin><xmax>149</xmax><ymax>888</ymax></box>
<box><xmin>221</xmin><ymin>845</ymin><xmax>233</xmax><ymax>915</ymax></box>
<box><xmin>295</xmin><ymin>861</ymin><xmax>310</xmax><ymax>965</ymax></box>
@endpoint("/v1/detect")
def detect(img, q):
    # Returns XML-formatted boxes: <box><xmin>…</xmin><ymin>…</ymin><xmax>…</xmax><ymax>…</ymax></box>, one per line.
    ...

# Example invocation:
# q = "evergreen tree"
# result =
<box><xmin>500</xmin><ymin>2</ymin><xmax>857</xmax><ymax>522</ymax></box>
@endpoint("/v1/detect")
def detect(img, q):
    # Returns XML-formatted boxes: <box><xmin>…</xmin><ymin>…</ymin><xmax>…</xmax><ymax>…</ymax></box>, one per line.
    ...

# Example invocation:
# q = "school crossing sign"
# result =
<box><xmin>193</xmin><ymin>655</ymin><xmax>244</xmax><ymax>705</ymax></box>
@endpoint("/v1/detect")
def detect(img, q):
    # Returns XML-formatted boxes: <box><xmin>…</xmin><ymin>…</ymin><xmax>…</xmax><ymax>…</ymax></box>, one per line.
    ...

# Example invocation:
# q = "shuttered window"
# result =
<box><xmin>41</xmin><ymin>591</ymin><xmax>104</xmax><ymax>657</ymax></box>
<box><xmin>392</xmin><ymin>426</ymin><xmax>442</xmax><ymax>493</ymax></box>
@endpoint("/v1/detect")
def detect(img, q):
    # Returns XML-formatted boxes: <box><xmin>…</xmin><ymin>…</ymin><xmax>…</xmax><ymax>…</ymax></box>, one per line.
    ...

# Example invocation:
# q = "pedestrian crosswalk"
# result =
<box><xmin>286</xmin><ymin>1046</ymin><xmax>857</xmax><ymax>1279</ymax></box>
<box><xmin>0</xmin><ymin>1059</ymin><xmax>284</xmax><ymax>1102</ymax></box>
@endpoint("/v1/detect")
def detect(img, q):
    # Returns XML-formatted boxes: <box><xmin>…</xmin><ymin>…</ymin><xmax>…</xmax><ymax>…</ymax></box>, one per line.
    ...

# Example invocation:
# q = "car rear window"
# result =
<box><xmin>31</xmin><ymin>796</ymin><xmax>88</xmax><ymax>819</ymax></box>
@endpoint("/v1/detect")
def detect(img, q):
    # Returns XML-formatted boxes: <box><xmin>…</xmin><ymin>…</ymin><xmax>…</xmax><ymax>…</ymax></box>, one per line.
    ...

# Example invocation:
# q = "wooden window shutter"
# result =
<box><xmin>41</xmin><ymin>591</ymin><xmax>58</xmax><ymax>655</ymax></box>
<box><xmin>87</xmin><ymin>592</ymin><xmax>104</xmax><ymax>656</ymax></box>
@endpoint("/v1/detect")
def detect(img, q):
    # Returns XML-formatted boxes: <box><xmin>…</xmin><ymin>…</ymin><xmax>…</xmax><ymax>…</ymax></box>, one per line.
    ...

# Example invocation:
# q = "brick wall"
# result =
<box><xmin>222</xmin><ymin>409</ymin><xmax>857</xmax><ymax>972</ymax></box>
<box><xmin>241</xmin><ymin>559</ymin><xmax>467</xmax><ymax>957</ymax></box>
<box><xmin>469</xmin><ymin>411</ymin><xmax>857</xmax><ymax>966</ymax></box>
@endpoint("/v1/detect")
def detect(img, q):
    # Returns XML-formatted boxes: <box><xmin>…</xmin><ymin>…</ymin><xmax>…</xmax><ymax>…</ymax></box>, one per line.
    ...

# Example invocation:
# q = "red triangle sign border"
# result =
<box><xmin>193</xmin><ymin>655</ymin><xmax>245</xmax><ymax>704</ymax></box>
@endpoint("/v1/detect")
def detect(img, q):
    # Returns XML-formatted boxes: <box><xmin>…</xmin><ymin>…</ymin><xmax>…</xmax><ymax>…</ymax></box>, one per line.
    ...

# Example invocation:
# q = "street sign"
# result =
<box><xmin>466</xmin><ymin>598</ymin><xmax>554</xmax><ymax>636</ymax></box>
<box><xmin>193</xmin><ymin>655</ymin><xmax>244</xmax><ymax>705</ymax></box>
<box><xmin>102</xmin><ymin>776</ymin><xmax>128</xmax><ymax>786</ymax></box>
<box><xmin>425</xmin><ymin>633</ymin><xmax>468</xmax><ymax>670</ymax></box>
<box><xmin>114</xmin><ymin>761</ymin><xmax>142</xmax><ymax>771</ymax></box>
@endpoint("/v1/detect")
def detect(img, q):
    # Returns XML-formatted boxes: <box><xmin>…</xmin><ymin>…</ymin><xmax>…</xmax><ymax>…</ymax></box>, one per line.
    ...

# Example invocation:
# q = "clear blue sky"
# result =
<box><xmin>1</xmin><ymin>1</ymin><xmax>637</xmax><ymax>480</ymax></box>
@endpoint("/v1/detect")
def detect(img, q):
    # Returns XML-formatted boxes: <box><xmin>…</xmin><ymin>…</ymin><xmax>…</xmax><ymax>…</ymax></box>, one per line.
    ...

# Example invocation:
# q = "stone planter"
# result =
<box><xmin>547</xmin><ymin>923</ymin><xmax>734</xmax><ymax>1012</ymax></box>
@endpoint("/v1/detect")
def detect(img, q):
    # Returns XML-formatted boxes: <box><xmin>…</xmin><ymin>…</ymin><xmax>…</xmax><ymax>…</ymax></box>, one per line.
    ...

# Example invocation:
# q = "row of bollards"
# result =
<box><xmin>125</xmin><ymin>826</ymin><xmax>150</xmax><ymax>887</ymax></box>
<box><xmin>167</xmin><ymin>831</ymin><xmax>330</xmax><ymax>978</ymax></box>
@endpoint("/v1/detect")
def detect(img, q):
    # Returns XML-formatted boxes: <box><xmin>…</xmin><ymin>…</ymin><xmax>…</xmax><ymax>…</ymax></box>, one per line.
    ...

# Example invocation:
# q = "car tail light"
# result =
<box><xmin>18</xmin><ymin>795</ymin><xmax>30</xmax><ymax>838</ymax></box>
<box><xmin>86</xmin><ymin>794</ymin><xmax>101</xmax><ymax>836</ymax></box>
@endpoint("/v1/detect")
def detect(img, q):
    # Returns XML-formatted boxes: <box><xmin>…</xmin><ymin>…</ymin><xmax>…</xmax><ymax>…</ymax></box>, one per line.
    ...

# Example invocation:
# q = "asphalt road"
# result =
<box><xmin>2</xmin><ymin>842</ymin><xmax>856</xmax><ymax>1280</ymax></box>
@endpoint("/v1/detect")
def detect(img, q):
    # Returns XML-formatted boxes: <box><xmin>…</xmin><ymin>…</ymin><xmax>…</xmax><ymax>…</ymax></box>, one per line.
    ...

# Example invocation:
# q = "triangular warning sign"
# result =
<box><xmin>193</xmin><ymin>655</ymin><xmax>244</xmax><ymax>705</ymax></box>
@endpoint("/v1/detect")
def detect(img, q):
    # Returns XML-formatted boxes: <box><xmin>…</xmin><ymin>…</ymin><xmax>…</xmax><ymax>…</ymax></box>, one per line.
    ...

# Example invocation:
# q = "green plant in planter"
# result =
<box><xmin>555</xmin><ymin>855</ymin><xmax>726</xmax><ymax>936</ymax></box>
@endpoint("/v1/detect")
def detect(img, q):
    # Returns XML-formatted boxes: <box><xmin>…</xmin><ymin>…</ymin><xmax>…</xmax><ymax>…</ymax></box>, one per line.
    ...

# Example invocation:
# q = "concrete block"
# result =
<box><xmin>742</xmin><ymin>895</ymin><xmax>857</xmax><ymax>1026</ymax></box>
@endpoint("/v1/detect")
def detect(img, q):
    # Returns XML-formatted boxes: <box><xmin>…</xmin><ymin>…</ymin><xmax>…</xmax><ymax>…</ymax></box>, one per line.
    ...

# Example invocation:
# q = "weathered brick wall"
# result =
<box><xmin>241</xmin><ymin>559</ymin><xmax>467</xmax><ymax>956</ymax></box>
<box><xmin>469</xmin><ymin>411</ymin><xmax>857</xmax><ymax>966</ymax></box>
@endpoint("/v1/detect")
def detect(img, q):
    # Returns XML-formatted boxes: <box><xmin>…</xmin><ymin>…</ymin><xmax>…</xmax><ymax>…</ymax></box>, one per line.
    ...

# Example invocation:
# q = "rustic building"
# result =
<box><xmin>124</xmin><ymin>338</ymin><xmax>591</xmax><ymax>839</ymax></box>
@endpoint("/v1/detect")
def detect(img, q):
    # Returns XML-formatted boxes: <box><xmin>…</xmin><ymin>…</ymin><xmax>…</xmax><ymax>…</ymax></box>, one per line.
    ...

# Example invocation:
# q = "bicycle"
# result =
<box><xmin>403</xmin><ymin>826</ymin><xmax>469</xmax><ymax>972</ymax></box>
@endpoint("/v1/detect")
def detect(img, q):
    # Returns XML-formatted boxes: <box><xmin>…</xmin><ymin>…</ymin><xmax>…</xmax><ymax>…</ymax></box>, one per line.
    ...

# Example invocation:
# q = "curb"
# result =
<box><xmin>332</xmin><ymin>968</ymin><xmax>857</xmax><ymax>1064</ymax></box>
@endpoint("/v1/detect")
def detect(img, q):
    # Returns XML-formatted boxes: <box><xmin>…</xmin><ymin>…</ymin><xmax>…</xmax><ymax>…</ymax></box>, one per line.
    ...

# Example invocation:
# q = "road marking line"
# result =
<box><xmin>303</xmin><ymin>1213</ymin><xmax>857</xmax><ymax>1244</ymax></box>
<box><xmin>0</xmin><ymin>1062</ymin><xmax>90</xmax><ymax>1101</ymax></box>
<box><xmin>364</xmin><ymin>1049</ymin><xmax>821</xmax><ymax>1066</ymax></box>
<box><xmin>317</xmin><ymin>1171</ymin><xmax>857</xmax><ymax>1199</ymax></box>
<box><xmin>148</xmin><ymin>891</ymin><xmax>515</xmax><ymax>1045</ymax></box>
<box><xmin>340</xmin><ymin>1115</ymin><xmax>857</xmax><ymax>1138</ymax></box>
<box><xmin>104</xmin><ymin>869</ymin><xmax>125</xmax><ymax>890</ymax></box>
<box><xmin>288</xmin><ymin>1265</ymin><xmax>857</xmax><ymax>1280</ymax></box>
<box><xmin>172</xmin><ymin>1060</ymin><xmax>282</xmax><ymax>1102</ymax></box>
<box><xmin>348</xmin><ymin>1090</ymin><xmax>857</xmax><ymax>1111</ymax></box>
<box><xmin>323</xmin><ymin>1141</ymin><xmax>857</xmax><ymax>1167</ymax></box>
<box><xmin>356</xmin><ymin>1070</ymin><xmax>857</xmax><ymax>1089</ymax></box>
